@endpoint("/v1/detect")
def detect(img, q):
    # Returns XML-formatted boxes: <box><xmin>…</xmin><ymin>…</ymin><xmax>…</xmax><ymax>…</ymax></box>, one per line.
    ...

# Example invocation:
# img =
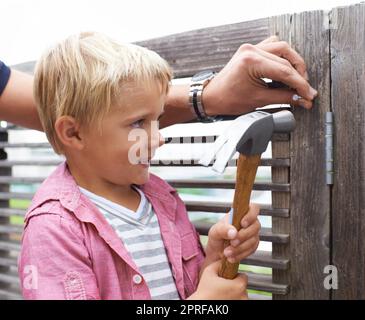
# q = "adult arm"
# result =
<box><xmin>160</xmin><ymin>36</ymin><xmax>317</xmax><ymax>129</ymax></box>
<box><xmin>0</xmin><ymin>36</ymin><xmax>317</xmax><ymax>131</ymax></box>
<box><xmin>0</xmin><ymin>66</ymin><xmax>43</xmax><ymax>131</ymax></box>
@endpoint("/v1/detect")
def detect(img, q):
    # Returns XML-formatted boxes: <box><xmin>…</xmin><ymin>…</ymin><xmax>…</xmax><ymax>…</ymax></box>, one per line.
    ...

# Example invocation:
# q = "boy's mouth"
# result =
<box><xmin>137</xmin><ymin>158</ymin><xmax>151</xmax><ymax>166</ymax></box>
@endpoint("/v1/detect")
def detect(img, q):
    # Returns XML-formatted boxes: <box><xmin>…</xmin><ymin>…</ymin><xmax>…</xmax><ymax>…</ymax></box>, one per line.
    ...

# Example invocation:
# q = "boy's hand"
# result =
<box><xmin>205</xmin><ymin>203</ymin><xmax>261</xmax><ymax>264</ymax></box>
<box><xmin>189</xmin><ymin>260</ymin><xmax>248</xmax><ymax>300</ymax></box>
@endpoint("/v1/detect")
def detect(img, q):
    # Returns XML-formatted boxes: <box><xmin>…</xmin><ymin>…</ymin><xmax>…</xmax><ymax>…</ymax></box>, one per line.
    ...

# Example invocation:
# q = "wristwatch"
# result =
<box><xmin>189</xmin><ymin>70</ymin><xmax>220</xmax><ymax>123</ymax></box>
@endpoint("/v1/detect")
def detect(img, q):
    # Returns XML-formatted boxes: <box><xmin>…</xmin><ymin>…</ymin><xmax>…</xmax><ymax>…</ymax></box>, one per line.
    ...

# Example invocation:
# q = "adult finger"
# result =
<box><xmin>254</xmin><ymin>57</ymin><xmax>317</xmax><ymax>101</ymax></box>
<box><xmin>253</xmin><ymin>87</ymin><xmax>315</xmax><ymax>109</ymax></box>
<box><xmin>259</xmin><ymin>41</ymin><xmax>308</xmax><ymax>79</ymax></box>
<box><xmin>256</xmin><ymin>35</ymin><xmax>280</xmax><ymax>46</ymax></box>
<box><xmin>255</xmin><ymin>46</ymin><xmax>295</xmax><ymax>71</ymax></box>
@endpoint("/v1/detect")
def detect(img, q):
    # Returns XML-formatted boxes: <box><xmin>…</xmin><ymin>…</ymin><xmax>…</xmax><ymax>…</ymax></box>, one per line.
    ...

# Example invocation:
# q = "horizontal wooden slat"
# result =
<box><xmin>0</xmin><ymin>208</ymin><xmax>27</xmax><ymax>217</ymax></box>
<box><xmin>0</xmin><ymin>160</ymin><xmax>62</xmax><ymax>167</ymax></box>
<box><xmin>0</xmin><ymin>240</ymin><xmax>21</xmax><ymax>251</ymax></box>
<box><xmin>245</xmin><ymin>272</ymin><xmax>289</xmax><ymax>295</ymax></box>
<box><xmin>164</xmin><ymin>133</ymin><xmax>289</xmax><ymax>143</ymax></box>
<box><xmin>152</xmin><ymin>158</ymin><xmax>289</xmax><ymax>167</ymax></box>
<box><xmin>0</xmin><ymin>142</ymin><xmax>51</xmax><ymax>148</ymax></box>
<box><xmin>168</xmin><ymin>179</ymin><xmax>289</xmax><ymax>191</ymax></box>
<box><xmin>0</xmin><ymin>263</ymin><xmax>287</xmax><ymax>296</ymax></box>
<box><xmin>198</xmin><ymin>245</ymin><xmax>287</xmax><ymax>270</ymax></box>
<box><xmin>242</xmin><ymin>251</ymin><xmax>289</xmax><ymax>270</ymax></box>
<box><xmin>0</xmin><ymin>192</ymin><xmax>33</xmax><ymax>200</ymax></box>
<box><xmin>0</xmin><ymin>252</ymin><xmax>289</xmax><ymax>281</ymax></box>
<box><xmin>0</xmin><ymin>177</ymin><xmax>46</xmax><ymax>184</ymax></box>
<box><xmin>259</xmin><ymin>228</ymin><xmax>289</xmax><ymax>244</ymax></box>
<box><xmin>0</xmin><ymin>224</ymin><xmax>289</xmax><ymax>245</ymax></box>
<box><xmin>0</xmin><ymin>180</ymin><xmax>289</xmax><ymax>201</ymax></box>
<box><xmin>248</xmin><ymin>292</ymin><xmax>272</xmax><ymax>300</ymax></box>
<box><xmin>194</xmin><ymin>221</ymin><xmax>289</xmax><ymax>244</ymax></box>
<box><xmin>0</xmin><ymin>287</ymin><xmax>22</xmax><ymax>300</ymax></box>
<box><xmin>0</xmin><ymin>158</ymin><xmax>289</xmax><ymax>168</ymax></box>
<box><xmin>0</xmin><ymin>176</ymin><xmax>291</xmax><ymax>187</ymax></box>
<box><xmin>0</xmin><ymin>271</ymin><xmax>20</xmax><ymax>286</ymax></box>
<box><xmin>259</xmin><ymin>205</ymin><xmax>289</xmax><ymax>218</ymax></box>
<box><xmin>0</xmin><ymin>256</ymin><xmax>18</xmax><ymax>268</ymax></box>
<box><xmin>0</xmin><ymin>204</ymin><xmax>289</xmax><ymax>219</ymax></box>
<box><xmin>0</xmin><ymin>224</ymin><xmax>24</xmax><ymax>234</ymax></box>
<box><xmin>187</xmin><ymin>202</ymin><xmax>289</xmax><ymax>217</ymax></box>
<box><xmin>0</xmin><ymin>193</ymin><xmax>290</xmax><ymax>217</ymax></box>
<box><xmin>136</xmin><ymin>18</ymin><xmax>270</xmax><ymax>77</ymax></box>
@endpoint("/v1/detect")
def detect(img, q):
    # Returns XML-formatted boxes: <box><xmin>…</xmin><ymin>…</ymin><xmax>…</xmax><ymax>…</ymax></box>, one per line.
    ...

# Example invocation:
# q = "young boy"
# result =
<box><xmin>18</xmin><ymin>32</ymin><xmax>260</xmax><ymax>300</ymax></box>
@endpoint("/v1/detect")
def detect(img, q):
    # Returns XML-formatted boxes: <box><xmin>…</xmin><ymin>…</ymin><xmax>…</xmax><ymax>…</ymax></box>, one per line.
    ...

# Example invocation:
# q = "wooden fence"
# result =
<box><xmin>0</xmin><ymin>2</ymin><xmax>364</xmax><ymax>299</ymax></box>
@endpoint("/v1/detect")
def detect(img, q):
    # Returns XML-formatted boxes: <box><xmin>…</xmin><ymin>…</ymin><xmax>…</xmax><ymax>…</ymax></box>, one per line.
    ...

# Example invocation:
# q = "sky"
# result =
<box><xmin>0</xmin><ymin>0</ymin><xmax>361</xmax><ymax>65</ymax></box>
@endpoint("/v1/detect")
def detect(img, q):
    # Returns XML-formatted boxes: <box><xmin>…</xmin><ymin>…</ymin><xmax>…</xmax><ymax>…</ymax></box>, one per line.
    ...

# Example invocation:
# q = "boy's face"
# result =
<box><xmin>80</xmin><ymin>81</ymin><xmax>166</xmax><ymax>187</ymax></box>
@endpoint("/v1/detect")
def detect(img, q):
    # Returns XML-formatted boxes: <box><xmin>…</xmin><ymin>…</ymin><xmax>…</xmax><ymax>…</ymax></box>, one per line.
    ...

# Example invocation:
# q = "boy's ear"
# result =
<box><xmin>54</xmin><ymin>116</ymin><xmax>85</xmax><ymax>151</ymax></box>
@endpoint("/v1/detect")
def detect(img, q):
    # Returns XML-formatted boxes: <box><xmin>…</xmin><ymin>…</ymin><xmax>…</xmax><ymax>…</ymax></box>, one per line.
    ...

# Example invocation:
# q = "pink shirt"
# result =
<box><xmin>18</xmin><ymin>162</ymin><xmax>205</xmax><ymax>300</ymax></box>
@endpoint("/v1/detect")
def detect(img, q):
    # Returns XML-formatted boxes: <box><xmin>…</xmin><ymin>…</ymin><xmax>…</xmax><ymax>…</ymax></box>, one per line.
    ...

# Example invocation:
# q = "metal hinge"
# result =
<box><xmin>325</xmin><ymin>112</ymin><xmax>334</xmax><ymax>185</ymax></box>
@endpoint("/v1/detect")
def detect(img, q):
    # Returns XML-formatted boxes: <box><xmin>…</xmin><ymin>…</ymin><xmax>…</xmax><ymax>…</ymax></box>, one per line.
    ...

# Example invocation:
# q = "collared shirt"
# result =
<box><xmin>79</xmin><ymin>186</ymin><xmax>180</xmax><ymax>300</ymax></box>
<box><xmin>18</xmin><ymin>161</ymin><xmax>205</xmax><ymax>300</ymax></box>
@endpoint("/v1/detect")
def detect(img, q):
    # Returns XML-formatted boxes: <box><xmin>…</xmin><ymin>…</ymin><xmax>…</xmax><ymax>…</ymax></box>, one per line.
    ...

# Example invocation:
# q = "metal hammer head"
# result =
<box><xmin>199</xmin><ymin>110</ymin><xmax>295</xmax><ymax>173</ymax></box>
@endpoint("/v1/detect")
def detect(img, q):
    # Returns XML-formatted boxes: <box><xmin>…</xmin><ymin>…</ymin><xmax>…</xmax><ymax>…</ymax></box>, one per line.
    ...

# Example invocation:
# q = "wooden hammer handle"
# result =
<box><xmin>218</xmin><ymin>153</ymin><xmax>261</xmax><ymax>279</ymax></box>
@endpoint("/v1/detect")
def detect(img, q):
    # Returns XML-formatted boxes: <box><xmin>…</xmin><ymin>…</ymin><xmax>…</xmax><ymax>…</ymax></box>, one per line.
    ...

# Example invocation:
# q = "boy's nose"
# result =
<box><xmin>150</xmin><ymin>131</ymin><xmax>164</xmax><ymax>157</ymax></box>
<box><xmin>158</xmin><ymin>132</ymin><xmax>165</xmax><ymax>147</ymax></box>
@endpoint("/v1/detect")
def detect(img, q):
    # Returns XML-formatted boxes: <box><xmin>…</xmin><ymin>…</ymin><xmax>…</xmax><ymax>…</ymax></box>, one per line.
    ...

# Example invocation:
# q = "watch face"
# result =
<box><xmin>192</xmin><ymin>70</ymin><xmax>214</xmax><ymax>82</ymax></box>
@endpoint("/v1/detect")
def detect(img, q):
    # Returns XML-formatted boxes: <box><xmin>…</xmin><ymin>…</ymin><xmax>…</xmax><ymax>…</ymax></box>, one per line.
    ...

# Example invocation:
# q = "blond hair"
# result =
<box><xmin>34</xmin><ymin>32</ymin><xmax>172</xmax><ymax>154</ymax></box>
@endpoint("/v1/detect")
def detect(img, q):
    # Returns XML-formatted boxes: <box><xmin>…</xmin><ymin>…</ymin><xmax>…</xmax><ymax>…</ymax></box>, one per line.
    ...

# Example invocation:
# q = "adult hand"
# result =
<box><xmin>203</xmin><ymin>36</ymin><xmax>318</xmax><ymax>116</ymax></box>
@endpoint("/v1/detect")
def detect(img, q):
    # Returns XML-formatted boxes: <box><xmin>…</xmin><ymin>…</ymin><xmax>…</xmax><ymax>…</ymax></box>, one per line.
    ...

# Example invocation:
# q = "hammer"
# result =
<box><xmin>199</xmin><ymin>110</ymin><xmax>295</xmax><ymax>279</ymax></box>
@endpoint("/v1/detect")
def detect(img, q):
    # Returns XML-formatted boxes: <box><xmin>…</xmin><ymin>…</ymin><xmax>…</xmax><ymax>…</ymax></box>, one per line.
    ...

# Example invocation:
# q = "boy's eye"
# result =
<box><xmin>131</xmin><ymin>119</ymin><xmax>144</xmax><ymax>128</ymax></box>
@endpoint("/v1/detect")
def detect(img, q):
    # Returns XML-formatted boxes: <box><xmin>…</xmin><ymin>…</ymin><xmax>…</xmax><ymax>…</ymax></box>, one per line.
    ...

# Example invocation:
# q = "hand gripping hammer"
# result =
<box><xmin>199</xmin><ymin>110</ymin><xmax>295</xmax><ymax>279</ymax></box>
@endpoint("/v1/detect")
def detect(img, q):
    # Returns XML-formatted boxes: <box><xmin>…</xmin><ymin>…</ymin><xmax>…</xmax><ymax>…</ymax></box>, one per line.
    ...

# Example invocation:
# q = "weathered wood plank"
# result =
<box><xmin>186</xmin><ymin>201</ymin><xmax>289</xmax><ymax>217</ymax></box>
<box><xmin>245</xmin><ymin>271</ymin><xmax>289</xmax><ymax>295</ymax></box>
<box><xmin>12</xmin><ymin>18</ymin><xmax>270</xmax><ymax>78</ymax></box>
<box><xmin>331</xmin><ymin>3</ymin><xmax>365</xmax><ymax>299</ymax></box>
<box><xmin>271</xmin><ymin>139</ymin><xmax>291</xmax><ymax>299</ymax></box>
<box><xmin>243</xmin><ymin>250</ymin><xmax>289</xmax><ymax>270</ymax></box>
<box><xmin>0</xmin><ymin>208</ymin><xmax>26</xmax><ymax>217</ymax></box>
<box><xmin>0</xmin><ymin>240</ymin><xmax>21</xmax><ymax>252</ymax></box>
<box><xmin>0</xmin><ymin>200</ymin><xmax>289</xmax><ymax>218</ymax></box>
<box><xmin>270</xmin><ymin>9</ymin><xmax>331</xmax><ymax>299</ymax></box>
<box><xmin>136</xmin><ymin>18</ymin><xmax>270</xmax><ymax>77</ymax></box>
<box><xmin>195</xmin><ymin>222</ymin><xmax>289</xmax><ymax>244</ymax></box>
<box><xmin>0</xmin><ymin>287</ymin><xmax>23</xmax><ymax>300</ymax></box>
<box><xmin>168</xmin><ymin>179</ymin><xmax>290</xmax><ymax>191</ymax></box>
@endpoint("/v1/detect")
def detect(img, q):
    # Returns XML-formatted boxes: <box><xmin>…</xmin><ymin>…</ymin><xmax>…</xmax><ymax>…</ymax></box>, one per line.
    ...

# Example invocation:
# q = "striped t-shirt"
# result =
<box><xmin>79</xmin><ymin>185</ymin><xmax>180</xmax><ymax>300</ymax></box>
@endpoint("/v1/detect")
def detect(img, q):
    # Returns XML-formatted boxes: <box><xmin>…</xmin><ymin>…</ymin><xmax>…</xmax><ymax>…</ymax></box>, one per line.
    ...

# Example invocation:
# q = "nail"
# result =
<box><xmin>231</xmin><ymin>239</ymin><xmax>240</xmax><ymax>247</ymax></box>
<box><xmin>292</xmin><ymin>94</ymin><xmax>302</xmax><ymax>102</ymax></box>
<box><xmin>228</xmin><ymin>228</ymin><xmax>237</xmax><ymax>239</ymax></box>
